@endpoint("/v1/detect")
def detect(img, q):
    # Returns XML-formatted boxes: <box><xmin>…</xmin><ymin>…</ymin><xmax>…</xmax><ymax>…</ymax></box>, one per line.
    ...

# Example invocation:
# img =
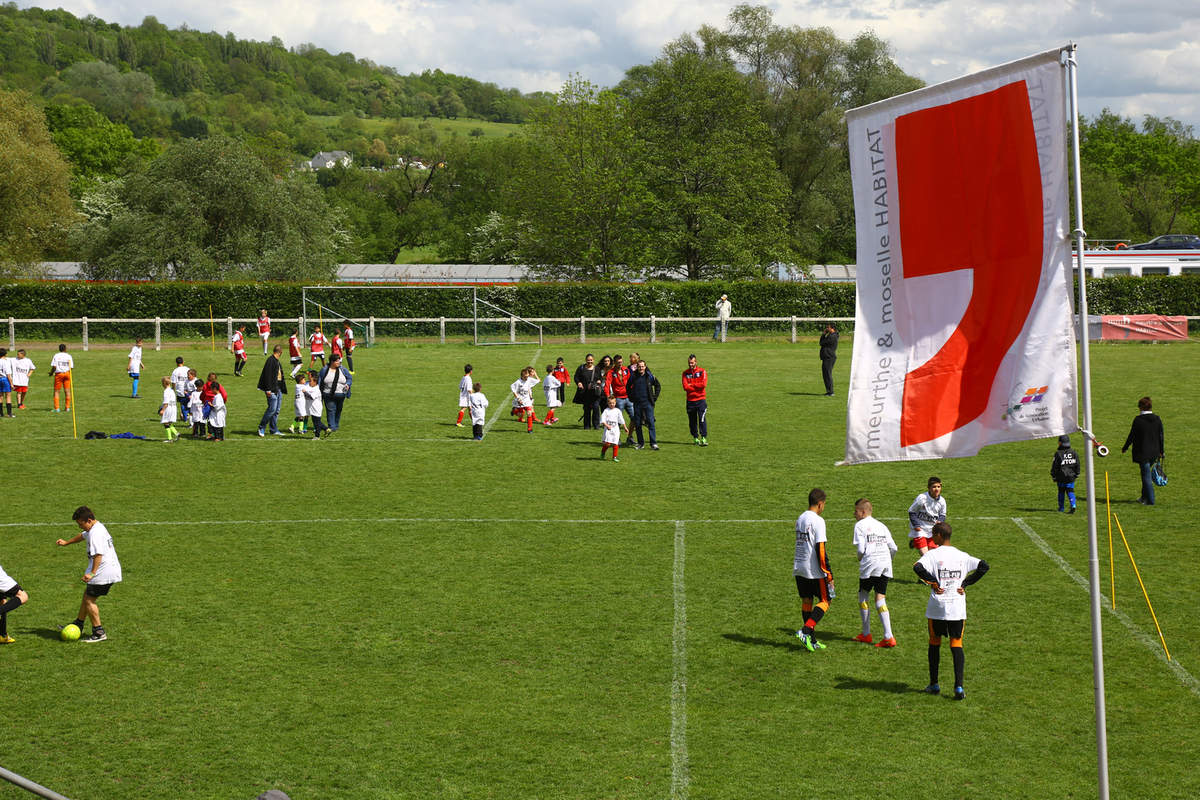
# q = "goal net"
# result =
<box><xmin>301</xmin><ymin>288</ymin><xmax>373</xmax><ymax>347</ymax></box>
<box><xmin>474</xmin><ymin>293</ymin><xmax>543</xmax><ymax>346</ymax></box>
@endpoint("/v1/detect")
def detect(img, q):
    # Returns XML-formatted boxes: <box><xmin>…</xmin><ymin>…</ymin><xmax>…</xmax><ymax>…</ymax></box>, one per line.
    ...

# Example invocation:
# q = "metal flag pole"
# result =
<box><xmin>1065</xmin><ymin>42</ymin><xmax>1110</xmax><ymax>800</ymax></box>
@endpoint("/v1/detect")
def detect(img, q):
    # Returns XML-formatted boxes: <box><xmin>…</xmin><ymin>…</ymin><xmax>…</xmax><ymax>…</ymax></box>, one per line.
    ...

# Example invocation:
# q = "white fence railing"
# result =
<box><xmin>4</xmin><ymin>316</ymin><xmax>856</xmax><ymax>349</ymax></box>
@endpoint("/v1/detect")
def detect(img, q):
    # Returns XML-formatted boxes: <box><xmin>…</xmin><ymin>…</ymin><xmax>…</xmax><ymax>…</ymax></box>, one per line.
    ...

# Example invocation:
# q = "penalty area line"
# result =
<box><xmin>1012</xmin><ymin>517</ymin><xmax>1200</xmax><ymax>698</ymax></box>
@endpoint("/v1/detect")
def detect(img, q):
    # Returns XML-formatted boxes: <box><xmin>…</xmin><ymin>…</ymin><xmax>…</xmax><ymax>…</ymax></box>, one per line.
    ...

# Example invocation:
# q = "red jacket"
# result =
<box><xmin>201</xmin><ymin>381</ymin><xmax>227</xmax><ymax>404</ymax></box>
<box><xmin>605</xmin><ymin>366</ymin><xmax>631</xmax><ymax>398</ymax></box>
<box><xmin>682</xmin><ymin>366</ymin><xmax>707</xmax><ymax>401</ymax></box>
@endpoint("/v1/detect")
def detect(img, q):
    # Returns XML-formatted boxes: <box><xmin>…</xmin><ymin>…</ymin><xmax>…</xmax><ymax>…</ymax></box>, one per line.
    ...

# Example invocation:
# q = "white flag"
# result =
<box><xmin>843</xmin><ymin>47</ymin><xmax>1077</xmax><ymax>465</ymax></box>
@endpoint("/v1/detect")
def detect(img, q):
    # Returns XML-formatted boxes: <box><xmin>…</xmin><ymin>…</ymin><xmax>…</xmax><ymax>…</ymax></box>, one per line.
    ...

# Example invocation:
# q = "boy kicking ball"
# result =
<box><xmin>56</xmin><ymin>506</ymin><xmax>123</xmax><ymax>643</ymax></box>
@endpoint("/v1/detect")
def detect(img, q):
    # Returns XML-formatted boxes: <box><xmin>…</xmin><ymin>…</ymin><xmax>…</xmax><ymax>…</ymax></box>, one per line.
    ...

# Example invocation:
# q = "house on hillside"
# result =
<box><xmin>305</xmin><ymin>151</ymin><xmax>353</xmax><ymax>170</ymax></box>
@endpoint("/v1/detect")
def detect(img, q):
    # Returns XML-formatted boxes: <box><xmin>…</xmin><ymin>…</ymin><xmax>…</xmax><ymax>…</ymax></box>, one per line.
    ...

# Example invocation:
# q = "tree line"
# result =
<box><xmin>2</xmin><ymin>4</ymin><xmax>1199</xmax><ymax>280</ymax></box>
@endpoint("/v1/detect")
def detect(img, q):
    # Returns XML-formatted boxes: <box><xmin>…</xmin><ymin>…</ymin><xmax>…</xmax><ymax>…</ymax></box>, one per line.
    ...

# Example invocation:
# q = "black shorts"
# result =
<box><xmin>928</xmin><ymin>618</ymin><xmax>964</xmax><ymax>640</ymax></box>
<box><xmin>1</xmin><ymin>583</ymin><xmax>22</xmax><ymax>599</ymax></box>
<box><xmin>794</xmin><ymin>576</ymin><xmax>830</xmax><ymax>603</ymax></box>
<box><xmin>859</xmin><ymin>575</ymin><xmax>890</xmax><ymax>595</ymax></box>
<box><xmin>290</xmin><ymin>357</ymin><xmax>303</xmax><ymax>365</ymax></box>
<box><xmin>84</xmin><ymin>582</ymin><xmax>113</xmax><ymax>598</ymax></box>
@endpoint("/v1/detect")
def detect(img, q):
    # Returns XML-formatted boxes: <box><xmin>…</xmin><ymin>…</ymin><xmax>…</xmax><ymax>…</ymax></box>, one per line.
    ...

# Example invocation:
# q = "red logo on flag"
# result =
<box><xmin>896</xmin><ymin>81</ymin><xmax>1045</xmax><ymax>447</ymax></box>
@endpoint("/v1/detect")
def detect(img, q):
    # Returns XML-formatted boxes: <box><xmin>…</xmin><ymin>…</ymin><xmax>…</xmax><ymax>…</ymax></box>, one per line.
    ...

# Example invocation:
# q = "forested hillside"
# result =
<box><xmin>2</xmin><ymin>2</ymin><xmax>1199</xmax><ymax>281</ymax></box>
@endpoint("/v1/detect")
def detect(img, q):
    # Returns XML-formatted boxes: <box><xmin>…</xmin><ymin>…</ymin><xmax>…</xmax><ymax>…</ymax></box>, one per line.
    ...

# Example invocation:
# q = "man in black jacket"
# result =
<box><xmin>627</xmin><ymin>360</ymin><xmax>662</xmax><ymax>450</ymax></box>
<box><xmin>256</xmin><ymin>345</ymin><xmax>287</xmax><ymax>437</ymax></box>
<box><xmin>1121</xmin><ymin>396</ymin><xmax>1165</xmax><ymax>505</ymax></box>
<box><xmin>819</xmin><ymin>323</ymin><xmax>839</xmax><ymax>396</ymax></box>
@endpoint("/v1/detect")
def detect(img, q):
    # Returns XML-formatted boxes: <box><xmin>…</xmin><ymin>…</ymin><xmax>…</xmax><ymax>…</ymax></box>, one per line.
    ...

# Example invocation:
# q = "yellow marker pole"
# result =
<box><xmin>209</xmin><ymin>305</ymin><xmax>216</xmax><ymax>352</ymax></box>
<box><xmin>1105</xmin><ymin>471</ymin><xmax>1115</xmax><ymax>608</ymax></box>
<box><xmin>69</xmin><ymin>369</ymin><xmax>77</xmax><ymax>440</ymax></box>
<box><xmin>1112</xmin><ymin>513</ymin><xmax>1171</xmax><ymax>660</ymax></box>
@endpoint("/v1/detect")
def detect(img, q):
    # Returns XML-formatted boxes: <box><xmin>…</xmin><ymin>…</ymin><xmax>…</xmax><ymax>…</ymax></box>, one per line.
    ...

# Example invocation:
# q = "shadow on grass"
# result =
<box><xmin>31</xmin><ymin>628</ymin><xmax>68</xmax><ymax>641</ymax></box>
<box><xmin>773</xmin><ymin>626</ymin><xmax>860</xmax><ymax>644</ymax></box>
<box><xmin>832</xmin><ymin>675</ymin><xmax>912</xmax><ymax>694</ymax></box>
<box><xmin>722</xmin><ymin>632</ymin><xmax>804</xmax><ymax>653</ymax></box>
<box><xmin>788</xmin><ymin>391</ymin><xmax>834</xmax><ymax>397</ymax></box>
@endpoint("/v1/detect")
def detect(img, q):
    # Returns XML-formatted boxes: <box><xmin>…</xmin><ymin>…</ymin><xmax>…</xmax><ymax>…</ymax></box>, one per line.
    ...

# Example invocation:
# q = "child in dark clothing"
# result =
<box><xmin>1051</xmin><ymin>434</ymin><xmax>1080</xmax><ymax>513</ymax></box>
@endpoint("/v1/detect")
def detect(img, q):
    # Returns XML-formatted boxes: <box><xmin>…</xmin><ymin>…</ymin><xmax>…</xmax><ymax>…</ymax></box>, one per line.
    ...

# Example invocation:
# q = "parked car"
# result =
<box><xmin>1126</xmin><ymin>234</ymin><xmax>1200</xmax><ymax>250</ymax></box>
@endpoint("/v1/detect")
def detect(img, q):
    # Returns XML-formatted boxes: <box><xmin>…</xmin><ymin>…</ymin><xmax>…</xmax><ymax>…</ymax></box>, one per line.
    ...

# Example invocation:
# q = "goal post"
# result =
<box><xmin>473</xmin><ymin>289</ymin><xmax>543</xmax><ymax>347</ymax></box>
<box><xmin>301</xmin><ymin>286</ymin><xmax>374</xmax><ymax>347</ymax></box>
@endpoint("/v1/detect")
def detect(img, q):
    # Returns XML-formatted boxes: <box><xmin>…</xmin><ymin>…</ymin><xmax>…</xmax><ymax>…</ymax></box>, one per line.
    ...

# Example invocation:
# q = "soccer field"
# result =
<box><xmin>2</xmin><ymin>338</ymin><xmax>1197</xmax><ymax>799</ymax></box>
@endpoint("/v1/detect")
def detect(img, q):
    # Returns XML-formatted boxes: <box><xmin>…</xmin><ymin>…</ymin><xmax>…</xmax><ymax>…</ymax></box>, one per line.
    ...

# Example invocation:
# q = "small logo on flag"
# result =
<box><xmin>1003</xmin><ymin>385</ymin><xmax>1050</xmax><ymax>420</ymax></box>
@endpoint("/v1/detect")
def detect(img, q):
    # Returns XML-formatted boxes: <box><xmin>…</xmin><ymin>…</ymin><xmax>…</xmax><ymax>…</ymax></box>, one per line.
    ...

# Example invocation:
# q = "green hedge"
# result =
<box><xmin>1</xmin><ymin>276</ymin><xmax>1196</xmax><ymax>339</ymax></box>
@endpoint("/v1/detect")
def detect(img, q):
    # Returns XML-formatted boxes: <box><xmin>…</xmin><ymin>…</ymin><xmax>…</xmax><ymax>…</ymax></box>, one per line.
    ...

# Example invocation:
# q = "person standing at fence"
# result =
<box><xmin>682</xmin><ymin>354</ymin><xmax>708</xmax><ymax>446</ymax></box>
<box><xmin>573</xmin><ymin>354</ymin><xmax>602</xmax><ymax>430</ymax></box>
<box><xmin>257</xmin><ymin>345</ymin><xmax>287</xmax><ymax>437</ymax></box>
<box><xmin>257</xmin><ymin>310</ymin><xmax>271</xmax><ymax>355</ymax></box>
<box><xmin>318</xmin><ymin>354</ymin><xmax>353</xmax><ymax>433</ymax></box>
<box><xmin>819</xmin><ymin>322</ymin><xmax>839</xmax><ymax>396</ymax></box>
<box><xmin>127</xmin><ymin>338</ymin><xmax>144</xmax><ymax>398</ymax></box>
<box><xmin>343</xmin><ymin>321</ymin><xmax>356</xmax><ymax>374</ymax></box>
<box><xmin>0</xmin><ymin>348</ymin><xmax>14</xmax><ymax>417</ymax></box>
<box><xmin>49</xmin><ymin>344</ymin><xmax>73</xmax><ymax>413</ymax></box>
<box><xmin>713</xmin><ymin>294</ymin><xmax>731</xmax><ymax>340</ymax></box>
<box><xmin>11</xmin><ymin>349</ymin><xmax>35</xmax><ymax>410</ymax></box>
<box><xmin>1121</xmin><ymin>396</ymin><xmax>1165</xmax><ymax>506</ymax></box>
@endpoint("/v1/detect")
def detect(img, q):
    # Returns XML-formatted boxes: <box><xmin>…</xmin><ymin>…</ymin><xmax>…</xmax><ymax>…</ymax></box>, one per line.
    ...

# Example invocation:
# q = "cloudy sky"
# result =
<box><xmin>26</xmin><ymin>0</ymin><xmax>1200</xmax><ymax>129</ymax></box>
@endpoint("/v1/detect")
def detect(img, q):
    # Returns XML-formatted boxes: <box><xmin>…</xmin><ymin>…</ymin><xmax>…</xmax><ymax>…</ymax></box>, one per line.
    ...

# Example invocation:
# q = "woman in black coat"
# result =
<box><xmin>573</xmin><ymin>354</ymin><xmax>602</xmax><ymax>429</ymax></box>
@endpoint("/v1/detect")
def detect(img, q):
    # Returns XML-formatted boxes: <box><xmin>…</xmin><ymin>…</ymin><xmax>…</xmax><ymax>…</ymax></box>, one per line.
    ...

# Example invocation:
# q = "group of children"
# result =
<box><xmin>455</xmin><ymin>359</ymin><xmax>571</xmax><ymax>442</ymax></box>
<box><xmin>0</xmin><ymin>345</ymin><xmax>75</xmax><ymax>417</ymax></box>
<box><xmin>0</xmin><ymin>506</ymin><xmax>122</xmax><ymax>645</ymax></box>
<box><xmin>157</xmin><ymin>356</ymin><xmax>229</xmax><ymax>442</ymax></box>
<box><xmin>792</xmin><ymin>477</ymin><xmax>991</xmax><ymax>701</ymax></box>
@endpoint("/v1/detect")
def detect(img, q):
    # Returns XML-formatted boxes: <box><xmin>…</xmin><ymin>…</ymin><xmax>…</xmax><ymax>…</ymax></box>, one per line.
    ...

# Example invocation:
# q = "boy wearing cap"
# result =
<box><xmin>1051</xmin><ymin>434</ymin><xmax>1080</xmax><ymax>513</ymax></box>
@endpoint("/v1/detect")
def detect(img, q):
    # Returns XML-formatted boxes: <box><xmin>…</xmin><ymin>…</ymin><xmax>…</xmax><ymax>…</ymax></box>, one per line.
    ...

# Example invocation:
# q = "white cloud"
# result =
<box><xmin>19</xmin><ymin>0</ymin><xmax>1200</xmax><ymax>129</ymax></box>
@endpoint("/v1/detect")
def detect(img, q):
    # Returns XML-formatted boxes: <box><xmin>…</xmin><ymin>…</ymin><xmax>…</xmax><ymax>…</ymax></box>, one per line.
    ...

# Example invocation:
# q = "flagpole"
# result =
<box><xmin>1065</xmin><ymin>42</ymin><xmax>1110</xmax><ymax>800</ymax></box>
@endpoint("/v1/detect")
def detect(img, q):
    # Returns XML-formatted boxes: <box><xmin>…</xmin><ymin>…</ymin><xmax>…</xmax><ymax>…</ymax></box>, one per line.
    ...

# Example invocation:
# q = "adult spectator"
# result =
<box><xmin>573</xmin><ymin>354</ymin><xmax>602</xmax><ymax>430</ymax></box>
<box><xmin>627</xmin><ymin>360</ymin><xmax>662</xmax><ymax>450</ymax></box>
<box><xmin>682</xmin><ymin>353</ymin><xmax>708</xmax><ymax>446</ymax></box>
<box><xmin>256</xmin><ymin>345</ymin><xmax>287</xmax><ymax>437</ymax></box>
<box><xmin>594</xmin><ymin>354</ymin><xmax>613</xmax><ymax>423</ymax></box>
<box><xmin>713</xmin><ymin>294</ymin><xmax>732</xmax><ymax>340</ymax></box>
<box><xmin>1121</xmin><ymin>396</ymin><xmax>1165</xmax><ymax>505</ymax></box>
<box><xmin>318</xmin><ymin>354</ymin><xmax>353</xmax><ymax>433</ymax></box>
<box><xmin>819</xmin><ymin>323</ymin><xmax>839</xmax><ymax>396</ymax></box>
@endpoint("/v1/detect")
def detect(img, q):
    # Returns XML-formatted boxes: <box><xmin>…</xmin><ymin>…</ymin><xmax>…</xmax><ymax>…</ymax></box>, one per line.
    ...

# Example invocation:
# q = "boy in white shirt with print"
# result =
<box><xmin>908</xmin><ymin>476</ymin><xmax>947</xmax><ymax>555</ymax></box>
<box><xmin>468</xmin><ymin>382</ymin><xmax>489</xmax><ymax>441</ymax></box>
<box><xmin>456</xmin><ymin>364</ymin><xmax>473</xmax><ymax>427</ymax></box>
<box><xmin>57</xmin><ymin>506</ymin><xmax>123</xmax><ymax>643</ymax></box>
<box><xmin>49</xmin><ymin>344</ymin><xmax>73</xmax><ymax>412</ymax></box>
<box><xmin>851</xmin><ymin>498</ymin><xmax>898</xmax><ymax>647</ymax></box>
<box><xmin>599</xmin><ymin>395</ymin><xmax>629</xmax><ymax>462</ymax></box>
<box><xmin>542</xmin><ymin>363</ymin><xmax>562</xmax><ymax>426</ymax></box>
<box><xmin>158</xmin><ymin>376</ymin><xmax>180</xmax><ymax>441</ymax></box>
<box><xmin>11</xmin><ymin>349</ymin><xmax>34</xmax><ymax>410</ymax></box>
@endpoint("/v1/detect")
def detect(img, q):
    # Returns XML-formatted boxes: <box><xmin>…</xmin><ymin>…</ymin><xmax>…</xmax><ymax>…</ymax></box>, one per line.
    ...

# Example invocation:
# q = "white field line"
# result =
<box><xmin>671</xmin><ymin>520</ymin><xmax>689</xmax><ymax>800</ymax></box>
<box><xmin>1012</xmin><ymin>517</ymin><xmax>1200</xmax><ymax>698</ymax></box>
<box><xmin>482</xmin><ymin>346</ymin><xmax>542</xmax><ymax>437</ymax></box>
<box><xmin>0</xmin><ymin>515</ymin><xmax>1014</xmax><ymax>528</ymax></box>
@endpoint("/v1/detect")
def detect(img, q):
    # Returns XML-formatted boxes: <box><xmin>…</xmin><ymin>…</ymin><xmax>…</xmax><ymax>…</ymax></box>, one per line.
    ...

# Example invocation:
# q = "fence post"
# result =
<box><xmin>8</xmin><ymin>317</ymin><xmax>14</xmax><ymax>349</ymax></box>
<box><xmin>720</xmin><ymin>319</ymin><xmax>727</xmax><ymax>343</ymax></box>
<box><xmin>226</xmin><ymin>317</ymin><xmax>233</xmax><ymax>350</ymax></box>
<box><xmin>791</xmin><ymin>316</ymin><xmax>797</xmax><ymax>344</ymax></box>
<box><xmin>580</xmin><ymin>316</ymin><xmax>586</xmax><ymax>345</ymax></box>
<box><xmin>81</xmin><ymin>317</ymin><xmax>88</xmax><ymax>351</ymax></box>
<box><xmin>439</xmin><ymin>317</ymin><xmax>446</xmax><ymax>344</ymax></box>
<box><xmin>154</xmin><ymin>317</ymin><xmax>162</xmax><ymax>350</ymax></box>
<box><xmin>369</xmin><ymin>316</ymin><xmax>375</xmax><ymax>345</ymax></box>
<box><xmin>509</xmin><ymin>316</ymin><xmax>516</xmax><ymax>343</ymax></box>
<box><xmin>650</xmin><ymin>315</ymin><xmax>656</xmax><ymax>344</ymax></box>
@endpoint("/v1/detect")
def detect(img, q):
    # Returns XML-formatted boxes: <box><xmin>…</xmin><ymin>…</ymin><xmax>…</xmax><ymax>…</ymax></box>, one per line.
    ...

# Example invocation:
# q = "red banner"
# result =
<box><xmin>1099</xmin><ymin>315</ymin><xmax>1188</xmax><ymax>341</ymax></box>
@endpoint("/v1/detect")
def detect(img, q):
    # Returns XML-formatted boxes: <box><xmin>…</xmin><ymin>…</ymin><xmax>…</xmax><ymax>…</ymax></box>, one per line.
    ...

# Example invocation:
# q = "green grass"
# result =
<box><xmin>2</xmin><ymin>338</ymin><xmax>1197</xmax><ymax>799</ymax></box>
<box><xmin>306</xmin><ymin>113</ymin><xmax>521</xmax><ymax>141</ymax></box>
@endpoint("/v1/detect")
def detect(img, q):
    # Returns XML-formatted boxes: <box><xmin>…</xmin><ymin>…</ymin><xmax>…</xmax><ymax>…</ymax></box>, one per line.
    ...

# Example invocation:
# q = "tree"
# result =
<box><xmin>622</xmin><ymin>52</ymin><xmax>792</xmax><ymax>279</ymax></box>
<box><xmin>74</xmin><ymin>136</ymin><xmax>345</xmax><ymax>280</ymax></box>
<box><xmin>509</xmin><ymin>77</ymin><xmax>651</xmax><ymax>277</ymax></box>
<box><xmin>44</xmin><ymin>102</ymin><xmax>160</xmax><ymax>194</ymax></box>
<box><xmin>0</xmin><ymin>90</ymin><xmax>78</xmax><ymax>273</ymax></box>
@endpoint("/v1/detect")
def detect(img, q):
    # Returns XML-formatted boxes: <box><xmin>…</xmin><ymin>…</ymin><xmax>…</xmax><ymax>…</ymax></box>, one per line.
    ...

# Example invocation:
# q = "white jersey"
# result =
<box><xmin>294</xmin><ymin>382</ymin><xmax>308</xmax><ymax>417</ymax></box>
<box><xmin>51</xmin><ymin>352</ymin><xmax>74</xmax><ymax>373</ymax></box>
<box><xmin>209</xmin><ymin>394</ymin><xmax>227</xmax><ymax>427</ymax></box>
<box><xmin>600</xmin><ymin>407</ymin><xmax>625</xmax><ymax>444</ymax></box>
<box><xmin>917</xmin><ymin>544</ymin><xmax>981</xmax><ymax>620</ymax></box>
<box><xmin>127</xmin><ymin>346</ymin><xmax>143</xmax><ymax>374</ymax></box>
<box><xmin>160</xmin><ymin>386</ymin><xmax>178</xmax><ymax>423</ymax></box>
<box><xmin>459</xmin><ymin>375</ymin><xmax>472</xmax><ymax>406</ymax></box>
<box><xmin>0</xmin><ymin>356</ymin><xmax>13</xmax><ymax>380</ymax></box>
<box><xmin>793</xmin><ymin>509</ymin><xmax>829</xmax><ymax>578</ymax></box>
<box><xmin>188</xmin><ymin>390</ymin><xmax>204</xmax><ymax>421</ymax></box>
<box><xmin>542</xmin><ymin>374</ymin><xmax>562</xmax><ymax>408</ymax></box>
<box><xmin>84</xmin><ymin>521</ymin><xmax>122</xmax><ymax>585</ymax></box>
<box><xmin>0</xmin><ymin>563</ymin><xmax>16</xmax><ymax>592</ymax></box>
<box><xmin>908</xmin><ymin>491</ymin><xmax>947</xmax><ymax>539</ymax></box>
<box><xmin>171</xmin><ymin>366</ymin><xmax>191</xmax><ymax>395</ymax></box>
<box><xmin>853</xmin><ymin>516</ymin><xmax>897</xmax><ymax>579</ymax></box>
<box><xmin>468</xmin><ymin>391</ymin><xmax>489</xmax><ymax>425</ymax></box>
<box><xmin>12</xmin><ymin>357</ymin><xmax>34</xmax><ymax>387</ymax></box>
<box><xmin>303</xmin><ymin>384</ymin><xmax>324</xmax><ymax>417</ymax></box>
<box><xmin>511</xmin><ymin>377</ymin><xmax>535</xmax><ymax>409</ymax></box>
